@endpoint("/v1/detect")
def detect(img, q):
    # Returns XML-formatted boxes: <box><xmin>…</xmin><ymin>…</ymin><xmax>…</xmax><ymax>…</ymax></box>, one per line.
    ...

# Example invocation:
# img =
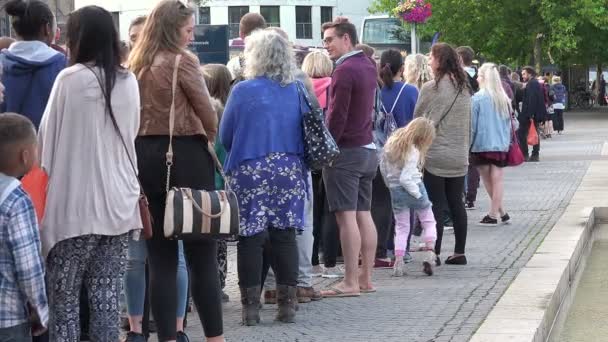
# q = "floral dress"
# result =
<box><xmin>227</xmin><ymin>153</ymin><xmax>307</xmax><ymax>237</ymax></box>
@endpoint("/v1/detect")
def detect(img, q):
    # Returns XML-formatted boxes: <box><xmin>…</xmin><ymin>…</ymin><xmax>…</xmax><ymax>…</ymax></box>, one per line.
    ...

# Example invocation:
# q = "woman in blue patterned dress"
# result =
<box><xmin>220</xmin><ymin>28</ymin><xmax>306</xmax><ymax>326</ymax></box>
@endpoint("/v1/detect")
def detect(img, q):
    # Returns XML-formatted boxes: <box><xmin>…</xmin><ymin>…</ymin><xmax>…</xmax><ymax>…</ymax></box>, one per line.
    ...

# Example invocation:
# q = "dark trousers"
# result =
<box><xmin>371</xmin><ymin>168</ymin><xmax>394</xmax><ymax>259</ymax></box>
<box><xmin>0</xmin><ymin>324</ymin><xmax>30</xmax><ymax>342</ymax></box>
<box><xmin>238</xmin><ymin>228</ymin><xmax>298</xmax><ymax>288</ymax></box>
<box><xmin>423</xmin><ymin>170</ymin><xmax>468</xmax><ymax>255</ymax></box>
<box><xmin>553</xmin><ymin>109</ymin><xmax>564</xmax><ymax>132</ymax></box>
<box><xmin>136</xmin><ymin>135</ymin><xmax>223</xmax><ymax>340</ymax></box>
<box><xmin>518</xmin><ymin>117</ymin><xmax>540</xmax><ymax>158</ymax></box>
<box><xmin>465</xmin><ymin>164</ymin><xmax>480</xmax><ymax>204</ymax></box>
<box><xmin>311</xmin><ymin>172</ymin><xmax>339</xmax><ymax>268</ymax></box>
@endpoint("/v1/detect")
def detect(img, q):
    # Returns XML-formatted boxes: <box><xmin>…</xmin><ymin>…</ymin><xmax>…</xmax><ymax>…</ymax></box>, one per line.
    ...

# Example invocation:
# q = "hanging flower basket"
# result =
<box><xmin>393</xmin><ymin>0</ymin><xmax>432</xmax><ymax>24</ymax></box>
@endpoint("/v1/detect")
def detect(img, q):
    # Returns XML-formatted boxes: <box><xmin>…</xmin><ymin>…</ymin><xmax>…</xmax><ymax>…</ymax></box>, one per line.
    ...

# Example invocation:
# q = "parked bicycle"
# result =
<box><xmin>571</xmin><ymin>89</ymin><xmax>594</xmax><ymax>109</ymax></box>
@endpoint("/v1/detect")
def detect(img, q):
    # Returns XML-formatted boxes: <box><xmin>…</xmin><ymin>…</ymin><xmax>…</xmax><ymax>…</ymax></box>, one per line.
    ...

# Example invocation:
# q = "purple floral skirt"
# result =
<box><xmin>227</xmin><ymin>153</ymin><xmax>306</xmax><ymax>237</ymax></box>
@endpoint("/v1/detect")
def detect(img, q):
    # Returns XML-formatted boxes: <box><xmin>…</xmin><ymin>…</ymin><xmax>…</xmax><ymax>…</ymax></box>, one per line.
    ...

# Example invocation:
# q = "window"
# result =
<box><xmin>0</xmin><ymin>14</ymin><xmax>9</xmax><ymax>37</ymax></box>
<box><xmin>111</xmin><ymin>12</ymin><xmax>120</xmax><ymax>32</ymax></box>
<box><xmin>260</xmin><ymin>6</ymin><xmax>280</xmax><ymax>28</ymax></box>
<box><xmin>199</xmin><ymin>7</ymin><xmax>210</xmax><ymax>25</ymax></box>
<box><xmin>295</xmin><ymin>6</ymin><xmax>312</xmax><ymax>39</ymax></box>
<box><xmin>321</xmin><ymin>6</ymin><xmax>333</xmax><ymax>25</ymax></box>
<box><xmin>361</xmin><ymin>18</ymin><xmax>408</xmax><ymax>45</ymax></box>
<box><xmin>228</xmin><ymin>6</ymin><xmax>249</xmax><ymax>39</ymax></box>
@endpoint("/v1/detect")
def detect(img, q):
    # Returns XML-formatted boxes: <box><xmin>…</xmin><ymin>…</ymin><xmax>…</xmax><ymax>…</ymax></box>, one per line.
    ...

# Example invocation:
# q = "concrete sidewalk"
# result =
<box><xmin>156</xmin><ymin>109</ymin><xmax>608</xmax><ymax>342</ymax></box>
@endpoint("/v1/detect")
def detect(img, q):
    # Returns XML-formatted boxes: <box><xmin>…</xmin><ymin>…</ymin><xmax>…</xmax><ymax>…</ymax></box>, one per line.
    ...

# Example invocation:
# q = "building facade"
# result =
<box><xmin>74</xmin><ymin>0</ymin><xmax>373</xmax><ymax>47</ymax></box>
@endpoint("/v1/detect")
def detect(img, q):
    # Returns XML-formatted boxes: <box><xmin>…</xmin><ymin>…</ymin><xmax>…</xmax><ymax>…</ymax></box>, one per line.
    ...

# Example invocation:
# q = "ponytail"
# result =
<box><xmin>379</xmin><ymin>48</ymin><xmax>404</xmax><ymax>89</ymax></box>
<box><xmin>380</xmin><ymin>63</ymin><xmax>395</xmax><ymax>89</ymax></box>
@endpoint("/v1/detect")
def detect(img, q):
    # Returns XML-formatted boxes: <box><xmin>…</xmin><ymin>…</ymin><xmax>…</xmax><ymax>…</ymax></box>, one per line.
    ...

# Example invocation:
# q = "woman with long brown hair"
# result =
<box><xmin>128</xmin><ymin>1</ymin><xmax>223</xmax><ymax>341</ymax></box>
<box><xmin>414</xmin><ymin>43</ymin><xmax>471</xmax><ymax>266</ymax></box>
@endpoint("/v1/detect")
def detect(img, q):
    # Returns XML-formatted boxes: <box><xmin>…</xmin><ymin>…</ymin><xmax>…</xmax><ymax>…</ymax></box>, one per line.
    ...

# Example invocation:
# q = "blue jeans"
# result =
<box><xmin>0</xmin><ymin>323</ymin><xmax>30</xmax><ymax>342</ymax></box>
<box><xmin>124</xmin><ymin>238</ymin><xmax>188</xmax><ymax>317</ymax></box>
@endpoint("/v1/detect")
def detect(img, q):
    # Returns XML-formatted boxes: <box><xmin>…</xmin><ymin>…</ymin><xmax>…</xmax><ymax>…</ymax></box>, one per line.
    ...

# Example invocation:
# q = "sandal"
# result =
<box><xmin>359</xmin><ymin>287</ymin><xmax>377</xmax><ymax>293</ymax></box>
<box><xmin>321</xmin><ymin>286</ymin><xmax>361</xmax><ymax>298</ymax></box>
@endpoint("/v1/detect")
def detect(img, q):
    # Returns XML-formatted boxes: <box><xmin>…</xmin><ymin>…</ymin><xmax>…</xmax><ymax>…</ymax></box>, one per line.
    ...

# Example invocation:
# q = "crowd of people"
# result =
<box><xmin>0</xmin><ymin>0</ymin><xmax>570</xmax><ymax>341</ymax></box>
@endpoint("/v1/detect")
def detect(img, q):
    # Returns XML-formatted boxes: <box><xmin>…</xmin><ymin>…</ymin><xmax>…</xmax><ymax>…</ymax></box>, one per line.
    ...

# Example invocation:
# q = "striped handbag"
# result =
<box><xmin>164</xmin><ymin>188</ymin><xmax>239</xmax><ymax>238</ymax></box>
<box><xmin>163</xmin><ymin>55</ymin><xmax>239</xmax><ymax>239</ymax></box>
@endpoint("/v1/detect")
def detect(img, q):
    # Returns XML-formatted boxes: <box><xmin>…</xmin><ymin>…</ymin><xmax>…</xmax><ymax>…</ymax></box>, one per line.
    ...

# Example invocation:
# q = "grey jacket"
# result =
<box><xmin>414</xmin><ymin>76</ymin><xmax>471</xmax><ymax>178</ymax></box>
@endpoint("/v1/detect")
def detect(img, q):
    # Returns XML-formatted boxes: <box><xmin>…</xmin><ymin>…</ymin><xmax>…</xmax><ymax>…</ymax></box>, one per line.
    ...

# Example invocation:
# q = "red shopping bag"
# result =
<box><xmin>21</xmin><ymin>166</ymin><xmax>48</xmax><ymax>224</ymax></box>
<box><xmin>527</xmin><ymin>120</ymin><xmax>539</xmax><ymax>146</ymax></box>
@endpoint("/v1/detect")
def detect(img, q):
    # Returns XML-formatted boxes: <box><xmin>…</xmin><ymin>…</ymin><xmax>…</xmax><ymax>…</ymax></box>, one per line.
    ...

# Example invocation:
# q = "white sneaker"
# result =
<box><xmin>392</xmin><ymin>259</ymin><xmax>406</xmax><ymax>277</ymax></box>
<box><xmin>311</xmin><ymin>265</ymin><xmax>324</xmax><ymax>277</ymax></box>
<box><xmin>321</xmin><ymin>266</ymin><xmax>344</xmax><ymax>279</ymax></box>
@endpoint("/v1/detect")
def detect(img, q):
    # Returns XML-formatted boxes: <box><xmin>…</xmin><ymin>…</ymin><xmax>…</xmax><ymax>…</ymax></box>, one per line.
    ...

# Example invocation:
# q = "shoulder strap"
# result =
<box><xmin>86</xmin><ymin>66</ymin><xmax>145</xmax><ymax>196</ymax></box>
<box><xmin>295</xmin><ymin>80</ymin><xmax>314</xmax><ymax>111</ymax></box>
<box><xmin>389</xmin><ymin>83</ymin><xmax>407</xmax><ymax>114</ymax></box>
<box><xmin>166</xmin><ymin>54</ymin><xmax>182</xmax><ymax>175</ymax></box>
<box><xmin>434</xmin><ymin>86</ymin><xmax>463</xmax><ymax>128</ymax></box>
<box><xmin>165</xmin><ymin>55</ymin><xmax>230</xmax><ymax>192</ymax></box>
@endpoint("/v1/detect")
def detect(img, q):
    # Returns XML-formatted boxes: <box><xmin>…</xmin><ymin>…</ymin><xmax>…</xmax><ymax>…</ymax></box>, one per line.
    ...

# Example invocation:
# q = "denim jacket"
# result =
<box><xmin>470</xmin><ymin>91</ymin><xmax>511</xmax><ymax>153</ymax></box>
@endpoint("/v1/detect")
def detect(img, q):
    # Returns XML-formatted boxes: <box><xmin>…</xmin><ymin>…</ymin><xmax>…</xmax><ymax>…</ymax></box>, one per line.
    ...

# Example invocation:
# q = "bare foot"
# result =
<box><xmin>321</xmin><ymin>281</ymin><xmax>360</xmax><ymax>297</ymax></box>
<box><xmin>358</xmin><ymin>274</ymin><xmax>375</xmax><ymax>291</ymax></box>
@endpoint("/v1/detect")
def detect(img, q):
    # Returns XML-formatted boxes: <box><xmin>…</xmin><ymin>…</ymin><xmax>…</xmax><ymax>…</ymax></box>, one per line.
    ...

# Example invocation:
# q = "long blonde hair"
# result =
<box><xmin>384</xmin><ymin>118</ymin><xmax>436</xmax><ymax>166</ymax></box>
<box><xmin>128</xmin><ymin>0</ymin><xmax>194</xmax><ymax>77</ymax></box>
<box><xmin>478</xmin><ymin>63</ymin><xmax>512</xmax><ymax>118</ymax></box>
<box><xmin>404</xmin><ymin>54</ymin><xmax>432</xmax><ymax>90</ymax></box>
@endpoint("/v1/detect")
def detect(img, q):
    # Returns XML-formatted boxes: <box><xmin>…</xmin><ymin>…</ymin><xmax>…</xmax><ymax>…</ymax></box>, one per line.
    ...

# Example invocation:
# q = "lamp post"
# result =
<box><xmin>411</xmin><ymin>23</ymin><xmax>417</xmax><ymax>54</ymax></box>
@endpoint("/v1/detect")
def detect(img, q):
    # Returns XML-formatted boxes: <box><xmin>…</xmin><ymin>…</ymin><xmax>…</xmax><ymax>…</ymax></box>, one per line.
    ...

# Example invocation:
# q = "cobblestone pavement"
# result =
<box><xmin>150</xmin><ymin>110</ymin><xmax>608</xmax><ymax>342</ymax></box>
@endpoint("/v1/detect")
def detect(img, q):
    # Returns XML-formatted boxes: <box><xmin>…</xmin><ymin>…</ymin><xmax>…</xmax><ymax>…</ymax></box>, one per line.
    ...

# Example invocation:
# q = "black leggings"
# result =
<box><xmin>423</xmin><ymin>170</ymin><xmax>468</xmax><ymax>255</ymax></box>
<box><xmin>238</xmin><ymin>228</ymin><xmax>298</xmax><ymax>288</ymax></box>
<box><xmin>311</xmin><ymin>172</ymin><xmax>339</xmax><ymax>268</ymax></box>
<box><xmin>136</xmin><ymin>135</ymin><xmax>223</xmax><ymax>340</ymax></box>
<box><xmin>553</xmin><ymin>109</ymin><xmax>564</xmax><ymax>132</ymax></box>
<box><xmin>371</xmin><ymin>168</ymin><xmax>394</xmax><ymax>259</ymax></box>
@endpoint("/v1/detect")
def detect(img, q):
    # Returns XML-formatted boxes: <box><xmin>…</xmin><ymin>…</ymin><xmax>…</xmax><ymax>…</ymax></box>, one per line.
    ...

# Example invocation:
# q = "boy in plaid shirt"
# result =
<box><xmin>0</xmin><ymin>113</ymin><xmax>47</xmax><ymax>341</ymax></box>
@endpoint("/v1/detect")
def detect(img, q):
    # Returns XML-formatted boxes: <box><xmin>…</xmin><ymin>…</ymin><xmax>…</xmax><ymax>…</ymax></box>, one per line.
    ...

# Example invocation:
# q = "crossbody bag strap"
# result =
<box><xmin>165</xmin><ymin>54</ymin><xmax>231</xmax><ymax>193</ymax></box>
<box><xmin>434</xmin><ymin>85</ymin><xmax>463</xmax><ymax>128</ymax></box>
<box><xmin>86</xmin><ymin>65</ymin><xmax>145</xmax><ymax>195</ymax></box>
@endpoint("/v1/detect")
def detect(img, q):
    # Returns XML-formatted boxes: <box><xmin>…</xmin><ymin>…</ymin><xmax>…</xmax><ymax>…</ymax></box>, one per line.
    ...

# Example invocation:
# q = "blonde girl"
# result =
<box><xmin>470</xmin><ymin>63</ymin><xmax>513</xmax><ymax>226</ymax></box>
<box><xmin>403</xmin><ymin>53</ymin><xmax>433</xmax><ymax>90</ymax></box>
<box><xmin>380</xmin><ymin>117</ymin><xmax>437</xmax><ymax>277</ymax></box>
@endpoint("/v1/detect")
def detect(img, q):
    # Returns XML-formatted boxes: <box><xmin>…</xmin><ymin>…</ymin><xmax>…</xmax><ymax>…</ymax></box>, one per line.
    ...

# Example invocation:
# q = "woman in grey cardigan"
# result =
<box><xmin>414</xmin><ymin>43</ymin><xmax>471</xmax><ymax>266</ymax></box>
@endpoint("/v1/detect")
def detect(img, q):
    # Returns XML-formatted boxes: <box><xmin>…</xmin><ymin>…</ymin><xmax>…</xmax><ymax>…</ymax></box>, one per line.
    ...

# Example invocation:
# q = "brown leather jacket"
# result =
<box><xmin>137</xmin><ymin>51</ymin><xmax>217</xmax><ymax>142</ymax></box>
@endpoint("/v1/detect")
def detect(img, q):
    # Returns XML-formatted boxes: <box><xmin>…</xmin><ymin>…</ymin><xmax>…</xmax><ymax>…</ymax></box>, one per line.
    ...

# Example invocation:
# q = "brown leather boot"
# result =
<box><xmin>276</xmin><ymin>285</ymin><xmax>297</xmax><ymax>323</ymax></box>
<box><xmin>240</xmin><ymin>286</ymin><xmax>261</xmax><ymax>326</ymax></box>
<box><xmin>296</xmin><ymin>286</ymin><xmax>322</xmax><ymax>303</ymax></box>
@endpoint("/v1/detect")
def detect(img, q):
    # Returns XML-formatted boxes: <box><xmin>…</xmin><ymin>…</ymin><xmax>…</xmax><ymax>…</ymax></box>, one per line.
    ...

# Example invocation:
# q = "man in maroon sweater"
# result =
<box><xmin>321</xmin><ymin>17</ymin><xmax>379</xmax><ymax>297</ymax></box>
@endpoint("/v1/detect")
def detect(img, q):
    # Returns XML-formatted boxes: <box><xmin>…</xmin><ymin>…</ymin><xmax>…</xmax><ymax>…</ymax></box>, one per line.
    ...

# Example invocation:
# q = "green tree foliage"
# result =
<box><xmin>369</xmin><ymin>0</ymin><xmax>608</xmax><ymax>67</ymax></box>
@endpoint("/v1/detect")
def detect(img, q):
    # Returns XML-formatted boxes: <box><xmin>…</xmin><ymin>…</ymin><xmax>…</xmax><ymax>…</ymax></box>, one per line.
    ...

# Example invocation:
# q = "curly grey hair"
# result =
<box><xmin>243</xmin><ymin>29</ymin><xmax>296</xmax><ymax>85</ymax></box>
